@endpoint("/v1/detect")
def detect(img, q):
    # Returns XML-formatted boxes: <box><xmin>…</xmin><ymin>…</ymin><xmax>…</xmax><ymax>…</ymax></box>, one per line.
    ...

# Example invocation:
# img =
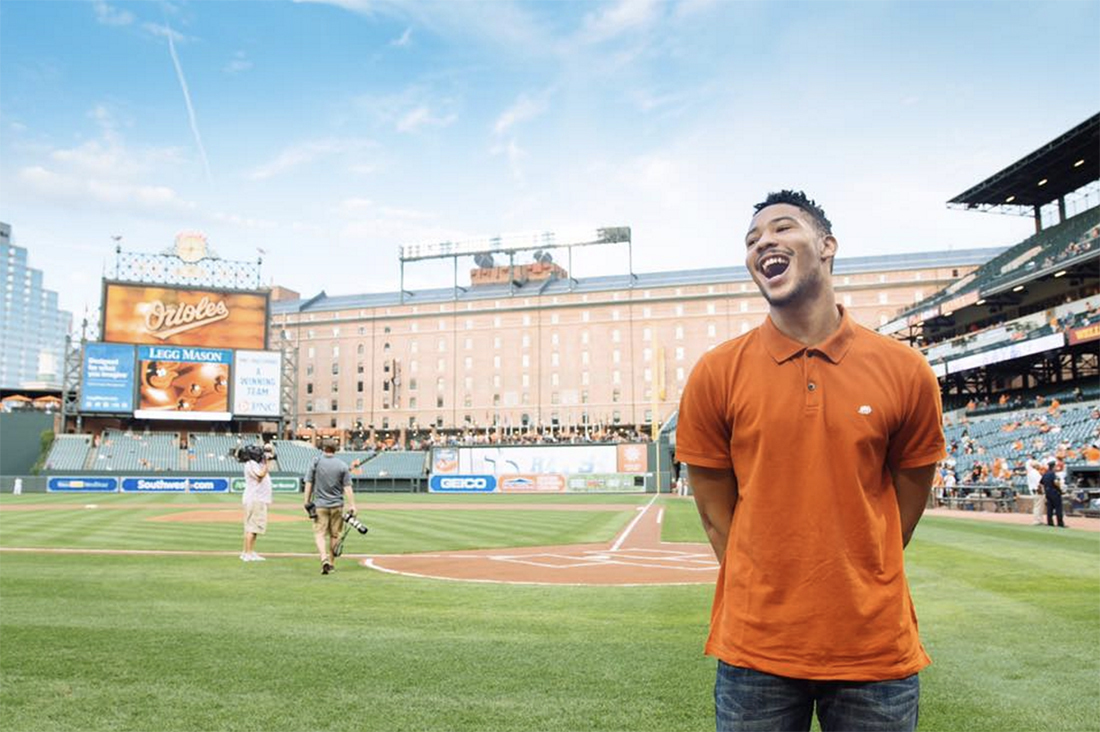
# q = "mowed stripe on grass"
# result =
<box><xmin>0</xmin><ymin>495</ymin><xmax>1097</xmax><ymax>731</ymax></box>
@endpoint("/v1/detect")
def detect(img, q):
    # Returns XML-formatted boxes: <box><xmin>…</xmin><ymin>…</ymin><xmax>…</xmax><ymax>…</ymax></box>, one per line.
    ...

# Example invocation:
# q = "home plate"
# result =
<box><xmin>590</xmin><ymin>554</ymin><xmax>611</xmax><ymax>560</ymax></box>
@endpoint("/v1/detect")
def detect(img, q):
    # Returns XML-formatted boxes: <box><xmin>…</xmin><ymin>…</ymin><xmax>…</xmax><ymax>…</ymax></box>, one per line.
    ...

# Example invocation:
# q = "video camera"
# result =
<box><xmin>234</xmin><ymin>444</ymin><xmax>267</xmax><ymax>463</ymax></box>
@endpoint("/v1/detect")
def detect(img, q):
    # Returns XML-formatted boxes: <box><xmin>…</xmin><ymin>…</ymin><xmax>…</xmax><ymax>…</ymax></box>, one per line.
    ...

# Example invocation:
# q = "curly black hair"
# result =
<box><xmin>753</xmin><ymin>190</ymin><xmax>832</xmax><ymax>237</ymax></box>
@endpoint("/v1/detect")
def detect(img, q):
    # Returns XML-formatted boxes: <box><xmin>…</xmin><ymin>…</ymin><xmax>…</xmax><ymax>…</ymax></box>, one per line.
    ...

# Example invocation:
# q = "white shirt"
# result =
<box><xmin>243</xmin><ymin>460</ymin><xmax>273</xmax><ymax>504</ymax></box>
<box><xmin>1025</xmin><ymin>461</ymin><xmax>1043</xmax><ymax>495</ymax></box>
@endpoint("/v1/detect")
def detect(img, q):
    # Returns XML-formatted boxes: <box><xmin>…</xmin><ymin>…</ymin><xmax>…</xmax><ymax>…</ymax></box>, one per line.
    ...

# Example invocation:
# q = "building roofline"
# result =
<box><xmin>272</xmin><ymin>246</ymin><xmax>1005</xmax><ymax>315</ymax></box>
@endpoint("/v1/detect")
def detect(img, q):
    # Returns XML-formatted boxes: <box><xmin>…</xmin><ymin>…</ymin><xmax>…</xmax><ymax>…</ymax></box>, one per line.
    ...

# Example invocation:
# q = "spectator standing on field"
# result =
<box><xmin>676</xmin><ymin>190</ymin><xmax>945</xmax><ymax>732</ymax></box>
<box><xmin>241</xmin><ymin>446</ymin><xmax>273</xmax><ymax>562</ymax></box>
<box><xmin>1026</xmin><ymin>456</ymin><xmax>1046</xmax><ymax>525</ymax></box>
<box><xmin>304</xmin><ymin>442</ymin><xmax>357</xmax><ymax>575</ymax></box>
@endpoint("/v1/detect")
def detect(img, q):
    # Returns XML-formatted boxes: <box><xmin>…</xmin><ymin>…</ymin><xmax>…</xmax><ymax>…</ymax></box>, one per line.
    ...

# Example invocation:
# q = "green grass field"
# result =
<box><xmin>1</xmin><ymin>492</ymin><xmax>1097</xmax><ymax>732</ymax></box>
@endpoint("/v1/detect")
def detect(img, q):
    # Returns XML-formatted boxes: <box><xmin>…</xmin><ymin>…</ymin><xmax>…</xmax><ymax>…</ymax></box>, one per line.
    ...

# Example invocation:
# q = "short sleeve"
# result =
<box><xmin>674</xmin><ymin>355</ymin><xmax>733</xmax><ymax>469</ymax></box>
<box><xmin>888</xmin><ymin>357</ymin><xmax>947</xmax><ymax>471</ymax></box>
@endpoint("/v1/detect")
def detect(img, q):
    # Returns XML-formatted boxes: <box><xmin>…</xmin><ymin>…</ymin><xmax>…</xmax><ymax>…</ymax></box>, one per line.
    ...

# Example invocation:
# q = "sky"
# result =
<box><xmin>1</xmin><ymin>0</ymin><xmax>1098</xmax><ymax>326</ymax></box>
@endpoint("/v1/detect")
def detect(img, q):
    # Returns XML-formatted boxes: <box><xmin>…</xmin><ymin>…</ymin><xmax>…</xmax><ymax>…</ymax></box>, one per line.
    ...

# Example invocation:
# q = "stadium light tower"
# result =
<box><xmin>397</xmin><ymin>226</ymin><xmax>632</xmax><ymax>302</ymax></box>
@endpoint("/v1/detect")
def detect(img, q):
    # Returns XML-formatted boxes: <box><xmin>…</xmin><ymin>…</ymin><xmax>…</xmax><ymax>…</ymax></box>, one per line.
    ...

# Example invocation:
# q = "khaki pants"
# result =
<box><xmin>1031</xmin><ymin>492</ymin><xmax>1046</xmax><ymax>524</ymax></box>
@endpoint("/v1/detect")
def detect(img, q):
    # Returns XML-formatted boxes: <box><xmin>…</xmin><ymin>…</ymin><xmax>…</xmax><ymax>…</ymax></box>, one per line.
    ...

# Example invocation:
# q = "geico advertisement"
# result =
<box><xmin>429</xmin><ymin>475</ymin><xmax>498</xmax><ymax>493</ymax></box>
<box><xmin>134</xmin><ymin>345</ymin><xmax>232</xmax><ymax>421</ymax></box>
<box><xmin>102</xmin><ymin>283</ymin><xmax>268</xmax><ymax>349</ymax></box>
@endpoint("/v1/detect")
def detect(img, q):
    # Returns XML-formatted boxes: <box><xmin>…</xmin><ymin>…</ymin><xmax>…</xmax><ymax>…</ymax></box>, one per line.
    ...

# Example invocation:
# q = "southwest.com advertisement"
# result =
<box><xmin>134</xmin><ymin>345</ymin><xmax>232</xmax><ymax>421</ymax></box>
<box><xmin>101</xmin><ymin>282</ymin><xmax>268</xmax><ymax>349</ymax></box>
<box><xmin>80</xmin><ymin>342</ymin><xmax>136</xmax><ymax>413</ymax></box>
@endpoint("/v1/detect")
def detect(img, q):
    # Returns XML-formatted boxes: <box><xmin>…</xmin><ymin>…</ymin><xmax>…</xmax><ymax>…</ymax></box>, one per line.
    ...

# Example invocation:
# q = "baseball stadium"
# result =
<box><xmin>1</xmin><ymin>115</ymin><xmax>1098</xmax><ymax>732</ymax></box>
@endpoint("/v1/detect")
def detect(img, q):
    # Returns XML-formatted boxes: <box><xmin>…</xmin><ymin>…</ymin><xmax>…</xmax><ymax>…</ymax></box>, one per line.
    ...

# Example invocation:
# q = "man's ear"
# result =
<box><xmin>820</xmin><ymin>234</ymin><xmax>838</xmax><ymax>265</ymax></box>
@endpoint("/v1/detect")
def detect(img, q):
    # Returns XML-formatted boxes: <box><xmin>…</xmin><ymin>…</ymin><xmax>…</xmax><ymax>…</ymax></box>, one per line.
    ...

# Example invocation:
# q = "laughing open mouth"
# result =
<box><xmin>759</xmin><ymin>255</ymin><xmax>790</xmax><ymax>280</ymax></box>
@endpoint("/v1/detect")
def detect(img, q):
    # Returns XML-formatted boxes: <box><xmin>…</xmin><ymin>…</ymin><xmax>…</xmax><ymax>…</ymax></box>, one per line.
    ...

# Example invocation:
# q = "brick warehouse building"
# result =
<box><xmin>270</xmin><ymin>246</ymin><xmax>1002</xmax><ymax>437</ymax></box>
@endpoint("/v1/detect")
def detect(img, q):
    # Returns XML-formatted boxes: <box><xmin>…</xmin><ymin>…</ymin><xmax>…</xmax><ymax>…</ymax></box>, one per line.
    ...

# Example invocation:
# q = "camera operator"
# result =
<box><xmin>303</xmin><ymin>441</ymin><xmax>357</xmax><ymax>575</ymax></box>
<box><xmin>241</xmin><ymin>443</ymin><xmax>273</xmax><ymax>562</ymax></box>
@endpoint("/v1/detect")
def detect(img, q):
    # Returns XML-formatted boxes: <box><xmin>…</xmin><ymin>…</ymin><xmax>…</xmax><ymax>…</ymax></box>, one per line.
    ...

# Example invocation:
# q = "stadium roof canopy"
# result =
<box><xmin>947</xmin><ymin>113</ymin><xmax>1099</xmax><ymax>213</ymax></box>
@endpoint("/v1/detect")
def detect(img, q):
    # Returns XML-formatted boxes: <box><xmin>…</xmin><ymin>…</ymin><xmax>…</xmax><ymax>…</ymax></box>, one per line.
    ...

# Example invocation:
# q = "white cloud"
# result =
<box><xmin>335</xmin><ymin>197</ymin><xmax>432</xmax><ymax>221</ymax></box>
<box><xmin>248</xmin><ymin>138</ymin><xmax>376</xmax><ymax>180</ymax></box>
<box><xmin>490</xmin><ymin>138</ymin><xmax>527</xmax><ymax>184</ymax></box>
<box><xmin>224</xmin><ymin>51</ymin><xmax>253</xmax><ymax>74</ymax></box>
<box><xmin>92</xmin><ymin>0</ymin><xmax>134</xmax><ymax>26</ymax></box>
<box><xmin>212</xmin><ymin>212</ymin><xmax>277</xmax><ymax>230</ymax></box>
<box><xmin>17</xmin><ymin>165</ymin><xmax>197</xmax><ymax>216</ymax></box>
<box><xmin>493</xmin><ymin>92</ymin><xmax>550</xmax><ymax>136</ymax></box>
<box><xmin>391</xmin><ymin>27</ymin><xmax>413</xmax><ymax>47</ymax></box>
<box><xmin>396</xmin><ymin>106</ymin><xmax>457</xmax><ymax>133</ymax></box>
<box><xmin>578</xmin><ymin>0</ymin><xmax>661</xmax><ymax>44</ymax></box>
<box><xmin>350</xmin><ymin>85</ymin><xmax>459</xmax><ymax>134</ymax></box>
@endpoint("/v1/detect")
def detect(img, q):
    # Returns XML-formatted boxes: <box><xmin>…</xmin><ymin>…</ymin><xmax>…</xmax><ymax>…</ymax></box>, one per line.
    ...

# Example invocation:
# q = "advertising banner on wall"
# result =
<box><xmin>80</xmin><ymin>343</ymin><xmax>135</xmax><ymax>413</ymax></box>
<box><xmin>47</xmin><ymin>477</ymin><xmax>119</xmax><ymax>492</ymax></box>
<box><xmin>1066</xmin><ymin>321</ymin><xmax>1100</xmax><ymax>345</ymax></box>
<box><xmin>432</xmin><ymin>448</ymin><xmax>459</xmax><ymax>475</ymax></box>
<box><xmin>102</xmin><ymin>282</ymin><xmax>268</xmax><ymax>349</ymax></box>
<box><xmin>233</xmin><ymin>350</ymin><xmax>282</xmax><ymax>417</ymax></box>
<box><xmin>429</xmin><ymin>475</ymin><xmax>497</xmax><ymax>493</ymax></box>
<box><xmin>121</xmin><ymin>476</ymin><xmax>231</xmax><ymax>492</ymax></box>
<box><xmin>616</xmin><ymin>444</ymin><xmax>649</xmax><ymax>473</ymax></box>
<box><xmin>566</xmin><ymin>474</ymin><xmax>644</xmax><ymax>493</ymax></box>
<box><xmin>231</xmin><ymin>476</ymin><xmax>300</xmax><ymax>493</ymax></box>
<box><xmin>459</xmin><ymin>444</ymin><xmax>619</xmax><ymax>476</ymax></box>
<box><xmin>134</xmin><ymin>345</ymin><xmax>232</xmax><ymax>421</ymax></box>
<box><xmin>497</xmin><ymin>474</ymin><xmax>565</xmax><ymax>493</ymax></box>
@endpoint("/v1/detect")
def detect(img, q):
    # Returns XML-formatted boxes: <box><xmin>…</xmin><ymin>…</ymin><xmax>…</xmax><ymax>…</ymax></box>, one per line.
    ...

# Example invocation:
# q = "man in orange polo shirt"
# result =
<box><xmin>677</xmin><ymin>190</ymin><xmax>945</xmax><ymax>732</ymax></box>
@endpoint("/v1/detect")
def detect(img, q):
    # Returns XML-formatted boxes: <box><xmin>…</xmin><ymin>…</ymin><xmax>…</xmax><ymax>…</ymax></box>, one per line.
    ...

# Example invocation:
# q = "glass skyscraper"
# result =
<box><xmin>0</xmin><ymin>223</ymin><xmax>73</xmax><ymax>389</ymax></box>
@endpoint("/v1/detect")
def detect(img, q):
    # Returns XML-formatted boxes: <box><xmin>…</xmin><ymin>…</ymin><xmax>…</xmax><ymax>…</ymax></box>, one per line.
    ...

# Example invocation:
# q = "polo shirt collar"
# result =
<box><xmin>760</xmin><ymin>305</ymin><xmax>856</xmax><ymax>364</ymax></box>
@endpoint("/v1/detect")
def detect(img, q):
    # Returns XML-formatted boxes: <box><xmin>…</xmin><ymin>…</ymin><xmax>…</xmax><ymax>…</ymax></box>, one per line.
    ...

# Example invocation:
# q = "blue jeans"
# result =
<box><xmin>715</xmin><ymin>661</ymin><xmax>920</xmax><ymax>732</ymax></box>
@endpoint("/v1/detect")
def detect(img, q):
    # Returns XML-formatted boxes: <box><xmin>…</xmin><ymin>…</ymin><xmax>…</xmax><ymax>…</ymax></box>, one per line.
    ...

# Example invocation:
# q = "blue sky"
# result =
<box><xmin>1</xmin><ymin>0</ymin><xmax>1098</xmax><ymax>323</ymax></box>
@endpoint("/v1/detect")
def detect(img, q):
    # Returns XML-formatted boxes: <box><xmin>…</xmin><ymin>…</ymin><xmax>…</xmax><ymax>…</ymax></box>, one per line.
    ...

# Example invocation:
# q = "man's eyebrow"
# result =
<box><xmin>745</xmin><ymin>215</ymin><xmax>800</xmax><ymax>240</ymax></box>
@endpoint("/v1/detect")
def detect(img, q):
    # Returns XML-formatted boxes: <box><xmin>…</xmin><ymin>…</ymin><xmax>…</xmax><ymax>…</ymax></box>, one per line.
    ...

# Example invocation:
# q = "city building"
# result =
<box><xmin>0</xmin><ymin>223</ymin><xmax>73</xmax><ymax>390</ymax></box>
<box><xmin>271</xmin><ymin>246</ymin><xmax>1003</xmax><ymax>434</ymax></box>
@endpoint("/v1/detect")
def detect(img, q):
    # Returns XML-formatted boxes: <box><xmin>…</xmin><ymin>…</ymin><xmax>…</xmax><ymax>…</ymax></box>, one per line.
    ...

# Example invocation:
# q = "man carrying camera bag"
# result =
<box><xmin>241</xmin><ymin>443</ymin><xmax>273</xmax><ymax>562</ymax></box>
<box><xmin>303</xmin><ymin>442</ymin><xmax>357</xmax><ymax>575</ymax></box>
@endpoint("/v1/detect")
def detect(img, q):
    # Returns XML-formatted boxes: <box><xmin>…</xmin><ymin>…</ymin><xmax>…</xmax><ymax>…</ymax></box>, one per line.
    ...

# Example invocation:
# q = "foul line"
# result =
<box><xmin>609</xmin><ymin>494</ymin><xmax>659</xmax><ymax>552</ymax></box>
<box><xmin>360</xmin><ymin>557</ymin><xmax>711</xmax><ymax>587</ymax></box>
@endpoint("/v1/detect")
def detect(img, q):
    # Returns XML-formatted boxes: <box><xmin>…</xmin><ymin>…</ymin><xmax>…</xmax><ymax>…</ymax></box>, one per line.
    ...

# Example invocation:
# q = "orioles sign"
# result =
<box><xmin>102</xmin><ymin>282</ymin><xmax>268</xmax><ymax>349</ymax></box>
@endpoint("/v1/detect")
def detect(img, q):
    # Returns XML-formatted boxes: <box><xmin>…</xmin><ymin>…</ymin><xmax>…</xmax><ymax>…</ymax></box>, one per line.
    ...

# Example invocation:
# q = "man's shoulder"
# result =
<box><xmin>850</xmin><ymin>323</ymin><xmax>927</xmax><ymax>367</ymax></box>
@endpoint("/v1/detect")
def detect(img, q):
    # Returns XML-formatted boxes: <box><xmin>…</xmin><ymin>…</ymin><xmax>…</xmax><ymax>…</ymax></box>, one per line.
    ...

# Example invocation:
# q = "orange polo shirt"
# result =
<box><xmin>676</xmin><ymin>307</ymin><xmax>946</xmax><ymax>680</ymax></box>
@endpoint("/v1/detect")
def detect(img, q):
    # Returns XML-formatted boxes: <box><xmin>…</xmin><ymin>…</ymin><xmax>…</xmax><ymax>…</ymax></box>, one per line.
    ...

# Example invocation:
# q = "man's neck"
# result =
<box><xmin>768</xmin><ymin>293</ymin><xmax>842</xmax><ymax>346</ymax></box>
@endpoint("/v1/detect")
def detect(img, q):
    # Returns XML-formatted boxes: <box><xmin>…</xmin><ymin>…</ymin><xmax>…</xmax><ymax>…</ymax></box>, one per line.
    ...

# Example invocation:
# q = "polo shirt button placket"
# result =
<box><xmin>805</xmin><ymin>350</ymin><xmax>821</xmax><ymax>410</ymax></box>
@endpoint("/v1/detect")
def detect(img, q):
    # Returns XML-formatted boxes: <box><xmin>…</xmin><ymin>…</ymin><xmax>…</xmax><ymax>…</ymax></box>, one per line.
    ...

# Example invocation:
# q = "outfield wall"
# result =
<box><xmin>427</xmin><ymin>443</ymin><xmax>659</xmax><ymax>493</ymax></box>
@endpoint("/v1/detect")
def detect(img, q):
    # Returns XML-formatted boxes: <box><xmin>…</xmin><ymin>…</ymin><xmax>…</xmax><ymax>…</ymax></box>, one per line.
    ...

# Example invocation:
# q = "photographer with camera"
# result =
<box><xmin>303</xmin><ymin>442</ymin><xmax>357</xmax><ymax>575</ymax></box>
<box><xmin>239</xmin><ymin>442</ymin><xmax>273</xmax><ymax>562</ymax></box>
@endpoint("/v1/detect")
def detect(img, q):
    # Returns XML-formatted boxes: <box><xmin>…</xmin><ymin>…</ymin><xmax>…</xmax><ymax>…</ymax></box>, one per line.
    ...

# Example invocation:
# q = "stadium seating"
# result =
<box><xmin>893</xmin><ymin>207</ymin><xmax>1100</xmax><ymax>321</ymax></box>
<box><xmin>272</xmin><ymin>440</ymin><xmax>321</xmax><ymax>476</ymax></box>
<box><xmin>977</xmin><ymin>209</ymin><xmax>1099</xmax><ymax>294</ymax></box>
<box><xmin>335</xmin><ymin>450</ymin><xmax>376</xmax><ymax>473</ymax></box>
<box><xmin>186</xmin><ymin>433</ymin><xmax>262</xmax><ymax>472</ymax></box>
<box><xmin>944</xmin><ymin>401</ymin><xmax>1100</xmax><ymax>491</ymax></box>
<box><xmin>91</xmin><ymin>429</ymin><xmax>181</xmax><ymax>472</ymax></box>
<box><xmin>356</xmin><ymin>450</ymin><xmax>428</xmax><ymax>479</ymax></box>
<box><xmin>44</xmin><ymin>434</ymin><xmax>93</xmax><ymax>471</ymax></box>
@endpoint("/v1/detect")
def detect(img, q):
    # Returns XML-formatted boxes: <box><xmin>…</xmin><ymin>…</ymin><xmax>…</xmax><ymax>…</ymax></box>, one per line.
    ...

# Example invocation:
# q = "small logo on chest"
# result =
<box><xmin>857</xmin><ymin>405</ymin><xmax>873</xmax><ymax>415</ymax></box>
